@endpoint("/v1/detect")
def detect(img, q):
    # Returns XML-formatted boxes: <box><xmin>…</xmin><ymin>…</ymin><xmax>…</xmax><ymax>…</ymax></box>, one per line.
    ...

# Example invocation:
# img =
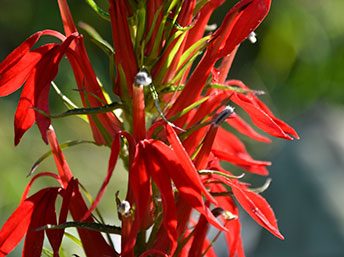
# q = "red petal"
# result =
<box><xmin>188</xmin><ymin>215</ymin><xmax>209</xmax><ymax>257</ymax></box>
<box><xmin>122</xmin><ymin>142</ymin><xmax>153</xmax><ymax>254</ymax></box>
<box><xmin>144</xmin><ymin>141</ymin><xmax>178</xmax><ymax>255</ymax></box>
<box><xmin>47</xmin><ymin>126</ymin><xmax>73</xmax><ymax>187</ymax></box>
<box><xmin>0</xmin><ymin>44</ymin><xmax>55</xmax><ymax>97</ymax></box>
<box><xmin>165</xmin><ymin>124</ymin><xmax>217</xmax><ymax>204</ymax></box>
<box><xmin>227</xmin><ymin>79</ymin><xmax>298</xmax><ymax>139</ymax></box>
<box><xmin>228</xmin><ymin>112</ymin><xmax>271</xmax><ymax>143</ymax></box>
<box><xmin>65</xmin><ymin>43</ymin><xmax>122</xmax><ymax>145</ymax></box>
<box><xmin>21</xmin><ymin>172</ymin><xmax>62</xmax><ymax>203</ymax></box>
<box><xmin>23</xmin><ymin>188</ymin><xmax>59</xmax><ymax>257</ymax></box>
<box><xmin>14</xmin><ymin>34</ymin><xmax>77</xmax><ymax>145</ymax></box>
<box><xmin>150</xmin><ymin>137</ymin><xmax>226</xmax><ymax>232</ymax></box>
<box><xmin>224</xmin><ymin>179</ymin><xmax>284</xmax><ymax>240</ymax></box>
<box><xmin>57</xmin><ymin>0</ymin><xmax>78</xmax><ymax>36</ymax></box>
<box><xmin>48</xmin><ymin>178</ymin><xmax>77</xmax><ymax>254</ymax></box>
<box><xmin>209</xmin><ymin>183</ymin><xmax>244</xmax><ymax>257</ymax></box>
<box><xmin>46</xmin><ymin>128</ymin><xmax>116</xmax><ymax>256</ymax></box>
<box><xmin>0</xmin><ymin>188</ymin><xmax>50</xmax><ymax>256</ymax></box>
<box><xmin>212</xmin><ymin>127</ymin><xmax>270</xmax><ymax>175</ymax></box>
<box><xmin>81</xmin><ymin>133</ymin><xmax>121</xmax><ymax>221</ymax></box>
<box><xmin>231</xmin><ymin>92</ymin><xmax>293</xmax><ymax>140</ymax></box>
<box><xmin>0</xmin><ymin>31</ymin><xmax>42</xmax><ymax>74</ymax></box>
<box><xmin>109</xmin><ymin>0</ymin><xmax>137</xmax><ymax>96</ymax></box>
<box><xmin>217</xmin><ymin>0</ymin><xmax>271</xmax><ymax>57</ymax></box>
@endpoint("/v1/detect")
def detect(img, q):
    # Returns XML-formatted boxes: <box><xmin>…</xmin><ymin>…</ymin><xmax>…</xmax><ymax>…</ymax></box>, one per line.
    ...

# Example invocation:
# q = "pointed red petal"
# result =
<box><xmin>0</xmin><ymin>44</ymin><xmax>55</xmax><ymax>97</ymax></box>
<box><xmin>150</xmin><ymin>138</ymin><xmax>226</xmax><ymax>232</ymax></box>
<box><xmin>0</xmin><ymin>31</ymin><xmax>42</xmax><ymax>74</ymax></box>
<box><xmin>227</xmin><ymin>79</ymin><xmax>298</xmax><ymax>139</ymax></box>
<box><xmin>122</xmin><ymin>142</ymin><xmax>152</xmax><ymax>254</ymax></box>
<box><xmin>82</xmin><ymin>133</ymin><xmax>121</xmax><ymax>221</ymax></box>
<box><xmin>212</xmin><ymin>127</ymin><xmax>270</xmax><ymax>175</ymax></box>
<box><xmin>144</xmin><ymin>141</ymin><xmax>178</xmax><ymax>254</ymax></box>
<box><xmin>231</xmin><ymin>92</ymin><xmax>293</xmax><ymax>140</ymax></box>
<box><xmin>47</xmin><ymin>129</ymin><xmax>116</xmax><ymax>256</ymax></box>
<box><xmin>14</xmin><ymin>34</ymin><xmax>77</xmax><ymax>145</ymax></box>
<box><xmin>217</xmin><ymin>0</ymin><xmax>271</xmax><ymax>56</ymax></box>
<box><xmin>223</xmin><ymin>180</ymin><xmax>284</xmax><ymax>240</ymax></box>
<box><xmin>165</xmin><ymin>124</ymin><xmax>217</xmax><ymax>204</ymax></box>
<box><xmin>228</xmin><ymin>112</ymin><xmax>271</xmax><ymax>143</ymax></box>
<box><xmin>188</xmin><ymin>215</ymin><xmax>209</xmax><ymax>257</ymax></box>
<box><xmin>47</xmin><ymin>178</ymin><xmax>77</xmax><ymax>255</ymax></box>
<box><xmin>57</xmin><ymin>0</ymin><xmax>78</xmax><ymax>36</ymax></box>
<box><xmin>0</xmin><ymin>188</ymin><xmax>50</xmax><ymax>256</ymax></box>
<box><xmin>21</xmin><ymin>172</ymin><xmax>62</xmax><ymax>203</ymax></box>
<box><xmin>23</xmin><ymin>188</ymin><xmax>59</xmax><ymax>257</ymax></box>
<box><xmin>47</xmin><ymin>126</ymin><xmax>73</xmax><ymax>187</ymax></box>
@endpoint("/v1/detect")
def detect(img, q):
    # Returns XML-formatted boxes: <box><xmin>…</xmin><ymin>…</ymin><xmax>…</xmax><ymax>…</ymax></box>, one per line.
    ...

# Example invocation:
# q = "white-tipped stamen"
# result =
<box><xmin>214</xmin><ymin>105</ymin><xmax>235</xmax><ymax>127</ymax></box>
<box><xmin>135</xmin><ymin>70</ymin><xmax>152</xmax><ymax>86</ymax></box>
<box><xmin>248</xmin><ymin>31</ymin><xmax>257</xmax><ymax>44</ymax></box>
<box><xmin>223</xmin><ymin>210</ymin><xmax>238</xmax><ymax>221</ymax></box>
<box><xmin>118</xmin><ymin>200</ymin><xmax>131</xmax><ymax>215</ymax></box>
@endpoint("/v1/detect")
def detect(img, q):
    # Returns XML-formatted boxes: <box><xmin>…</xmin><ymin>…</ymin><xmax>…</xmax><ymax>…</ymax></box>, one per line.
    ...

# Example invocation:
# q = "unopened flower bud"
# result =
<box><xmin>214</xmin><ymin>105</ymin><xmax>235</xmax><ymax>127</ymax></box>
<box><xmin>118</xmin><ymin>200</ymin><xmax>131</xmax><ymax>216</ymax></box>
<box><xmin>248</xmin><ymin>31</ymin><xmax>257</xmax><ymax>44</ymax></box>
<box><xmin>135</xmin><ymin>70</ymin><xmax>152</xmax><ymax>86</ymax></box>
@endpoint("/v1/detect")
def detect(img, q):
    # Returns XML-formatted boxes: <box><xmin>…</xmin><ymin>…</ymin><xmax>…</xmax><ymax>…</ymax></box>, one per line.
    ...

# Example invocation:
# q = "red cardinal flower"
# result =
<box><xmin>0</xmin><ymin>0</ymin><xmax>299</xmax><ymax>256</ymax></box>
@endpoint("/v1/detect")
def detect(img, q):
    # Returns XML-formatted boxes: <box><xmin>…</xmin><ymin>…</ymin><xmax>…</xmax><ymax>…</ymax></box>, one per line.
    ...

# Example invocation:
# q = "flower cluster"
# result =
<box><xmin>0</xmin><ymin>0</ymin><xmax>298</xmax><ymax>256</ymax></box>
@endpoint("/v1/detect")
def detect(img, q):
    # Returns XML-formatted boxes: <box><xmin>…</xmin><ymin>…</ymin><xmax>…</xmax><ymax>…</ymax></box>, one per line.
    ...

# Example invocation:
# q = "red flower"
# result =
<box><xmin>0</xmin><ymin>0</ymin><xmax>299</xmax><ymax>256</ymax></box>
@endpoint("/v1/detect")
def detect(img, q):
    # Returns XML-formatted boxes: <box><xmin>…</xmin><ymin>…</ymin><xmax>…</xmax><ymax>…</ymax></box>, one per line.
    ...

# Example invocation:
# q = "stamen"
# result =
<box><xmin>135</xmin><ymin>70</ymin><xmax>152</xmax><ymax>86</ymax></box>
<box><xmin>223</xmin><ymin>210</ymin><xmax>238</xmax><ymax>220</ymax></box>
<box><xmin>248</xmin><ymin>31</ymin><xmax>257</xmax><ymax>44</ymax></box>
<box><xmin>214</xmin><ymin>105</ymin><xmax>235</xmax><ymax>127</ymax></box>
<box><xmin>118</xmin><ymin>200</ymin><xmax>131</xmax><ymax>215</ymax></box>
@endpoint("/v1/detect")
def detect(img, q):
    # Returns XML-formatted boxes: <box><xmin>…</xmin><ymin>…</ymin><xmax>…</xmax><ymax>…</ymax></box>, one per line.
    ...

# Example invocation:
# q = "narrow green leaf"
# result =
<box><xmin>198</xmin><ymin>170</ymin><xmax>245</xmax><ymax>180</ymax></box>
<box><xmin>208</xmin><ymin>83</ymin><xmax>266</xmax><ymax>95</ymax></box>
<box><xmin>84</xmin><ymin>0</ymin><xmax>111</xmax><ymax>21</ymax></box>
<box><xmin>28</xmin><ymin>140</ymin><xmax>99</xmax><ymax>176</ymax></box>
<box><xmin>51</xmin><ymin>81</ymin><xmax>88</xmax><ymax>123</ymax></box>
<box><xmin>78</xmin><ymin>21</ymin><xmax>114</xmax><ymax>56</ymax></box>
<box><xmin>154</xmin><ymin>30</ymin><xmax>186</xmax><ymax>84</ymax></box>
<box><xmin>177</xmin><ymin>35</ymin><xmax>210</xmax><ymax>71</ymax></box>
<box><xmin>169</xmin><ymin>95</ymin><xmax>211</xmax><ymax>121</ymax></box>
<box><xmin>42</xmin><ymin>248</ymin><xmax>53</xmax><ymax>257</ymax></box>
<box><xmin>64</xmin><ymin>232</ymin><xmax>82</xmax><ymax>247</ymax></box>
<box><xmin>32</xmin><ymin>102</ymin><xmax>122</xmax><ymax>119</ymax></box>
<box><xmin>194</xmin><ymin>0</ymin><xmax>211</xmax><ymax>14</ymax></box>
<box><xmin>40</xmin><ymin>222</ymin><xmax>121</xmax><ymax>234</ymax></box>
<box><xmin>84</xmin><ymin>92</ymin><xmax>113</xmax><ymax>147</ymax></box>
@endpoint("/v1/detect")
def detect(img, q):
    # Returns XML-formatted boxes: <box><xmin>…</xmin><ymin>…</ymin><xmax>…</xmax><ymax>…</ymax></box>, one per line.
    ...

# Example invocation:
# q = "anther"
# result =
<box><xmin>248</xmin><ymin>31</ymin><xmax>257</xmax><ymax>44</ymax></box>
<box><xmin>118</xmin><ymin>200</ymin><xmax>131</xmax><ymax>215</ymax></box>
<box><xmin>135</xmin><ymin>70</ymin><xmax>152</xmax><ymax>86</ymax></box>
<box><xmin>214</xmin><ymin>105</ymin><xmax>235</xmax><ymax>127</ymax></box>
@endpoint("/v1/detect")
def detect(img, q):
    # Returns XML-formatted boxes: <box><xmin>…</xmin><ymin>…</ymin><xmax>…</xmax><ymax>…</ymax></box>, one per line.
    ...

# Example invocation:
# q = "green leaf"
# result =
<box><xmin>194</xmin><ymin>0</ymin><xmax>211</xmax><ymax>14</ymax></box>
<box><xmin>177</xmin><ymin>35</ymin><xmax>210</xmax><ymax>71</ymax></box>
<box><xmin>40</xmin><ymin>222</ymin><xmax>121</xmax><ymax>234</ymax></box>
<box><xmin>78</xmin><ymin>21</ymin><xmax>114</xmax><ymax>56</ymax></box>
<box><xmin>32</xmin><ymin>102</ymin><xmax>122</xmax><ymax>119</ymax></box>
<box><xmin>64</xmin><ymin>232</ymin><xmax>82</xmax><ymax>247</ymax></box>
<box><xmin>42</xmin><ymin>248</ymin><xmax>53</xmax><ymax>257</ymax></box>
<box><xmin>154</xmin><ymin>30</ymin><xmax>186</xmax><ymax>84</ymax></box>
<box><xmin>198</xmin><ymin>170</ymin><xmax>245</xmax><ymax>179</ymax></box>
<box><xmin>28</xmin><ymin>140</ymin><xmax>99</xmax><ymax>176</ymax></box>
<box><xmin>84</xmin><ymin>0</ymin><xmax>111</xmax><ymax>21</ymax></box>
<box><xmin>169</xmin><ymin>95</ymin><xmax>211</xmax><ymax>121</ymax></box>
<box><xmin>51</xmin><ymin>81</ymin><xmax>88</xmax><ymax>123</ymax></box>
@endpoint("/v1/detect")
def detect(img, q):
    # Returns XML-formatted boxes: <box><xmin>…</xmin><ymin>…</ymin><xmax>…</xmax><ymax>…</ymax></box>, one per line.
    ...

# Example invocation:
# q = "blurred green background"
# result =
<box><xmin>1</xmin><ymin>0</ymin><xmax>344</xmax><ymax>256</ymax></box>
